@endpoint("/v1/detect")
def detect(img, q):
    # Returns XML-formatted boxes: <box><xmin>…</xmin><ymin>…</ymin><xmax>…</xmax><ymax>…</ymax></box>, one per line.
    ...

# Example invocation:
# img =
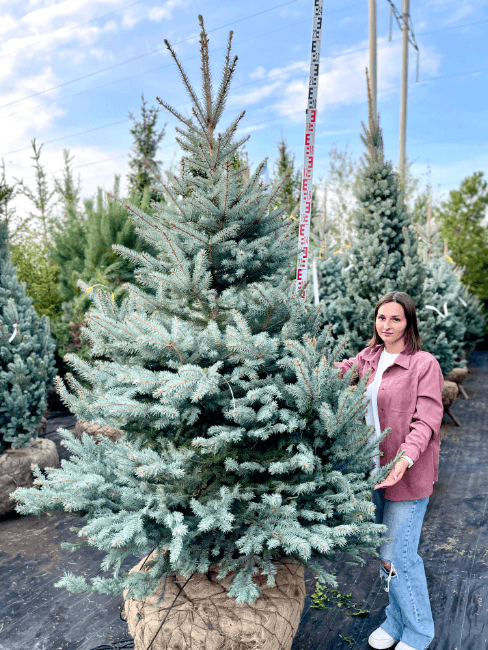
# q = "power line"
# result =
<box><xmin>2</xmin><ymin>119</ymin><xmax>131</xmax><ymax>156</ymax></box>
<box><xmin>18</xmin><ymin>62</ymin><xmax>488</xmax><ymax>181</ymax></box>
<box><xmin>0</xmin><ymin>3</ymin><xmax>366</xmax><ymax>156</ymax></box>
<box><xmin>0</xmin><ymin>0</ymin><xmax>148</xmax><ymax>61</ymax></box>
<box><xmin>1</xmin><ymin>7</ymin><xmax>482</xmax><ymax>123</ymax></box>
<box><xmin>416</xmin><ymin>17</ymin><xmax>488</xmax><ymax>36</ymax></box>
<box><xmin>0</xmin><ymin>0</ymin><xmax>300</xmax><ymax>110</ymax></box>
<box><xmin>0</xmin><ymin>2</ymin><xmax>363</xmax><ymax>123</ymax></box>
<box><xmin>3</xmin><ymin>8</ymin><xmax>486</xmax><ymax>163</ymax></box>
<box><xmin>3</xmin><ymin>58</ymin><xmax>487</xmax><ymax>161</ymax></box>
<box><xmin>0</xmin><ymin>1</ymin><xmax>364</xmax><ymax>122</ymax></box>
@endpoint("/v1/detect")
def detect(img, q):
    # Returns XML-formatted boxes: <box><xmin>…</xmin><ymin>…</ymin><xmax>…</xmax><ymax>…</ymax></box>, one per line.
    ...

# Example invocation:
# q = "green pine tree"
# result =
<box><xmin>82</xmin><ymin>175</ymin><xmax>159</xmax><ymax>288</ymax></box>
<box><xmin>13</xmin><ymin>139</ymin><xmax>59</xmax><ymax>253</ymax></box>
<box><xmin>0</xmin><ymin>221</ymin><xmax>57</xmax><ymax>452</ymax></box>
<box><xmin>272</xmin><ymin>137</ymin><xmax>301</xmax><ymax>217</ymax></box>
<box><xmin>435</xmin><ymin>171</ymin><xmax>488</xmax><ymax>302</ymax></box>
<box><xmin>14</xmin><ymin>20</ymin><xmax>397</xmax><ymax>606</ymax></box>
<box><xmin>127</xmin><ymin>92</ymin><xmax>167</xmax><ymax>203</ymax></box>
<box><xmin>8</xmin><ymin>235</ymin><xmax>64</xmax><ymax>322</ymax></box>
<box><xmin>0</xmin><ymin>160</ymin><xmax>20</xmax><ymax>240</ymax></box>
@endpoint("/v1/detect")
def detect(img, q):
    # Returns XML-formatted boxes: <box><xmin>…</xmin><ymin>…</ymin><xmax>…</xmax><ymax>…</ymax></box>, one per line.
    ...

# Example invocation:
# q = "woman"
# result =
<box><xmin>335</xmin><ymin>291</ymin><xmax>443</xmax><ymax>650</ymax></box>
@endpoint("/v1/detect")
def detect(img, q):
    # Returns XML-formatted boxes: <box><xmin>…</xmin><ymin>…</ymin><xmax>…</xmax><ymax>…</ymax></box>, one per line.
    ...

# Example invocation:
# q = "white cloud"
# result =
<box><xmin>20</xmin><ymin>0</ymin><xmax>121</xmax><ymax>31</ymax></box>
<box><xmin>235</xmin><ymin>123</ymin><xmax>267</xmax><ymax>136</ymax></box>
<box><xmin>0</xmin><ymin>14</ymin><xmax>17</xmax><ymax>35</ymax></box>
<box><xmin>272</xmin><ymin>36</ymin><xmax>442</xmax><ymax>122</ymax></box>
<box><xmin>225</xmin><ymin>36</ymin><xmax>441</xmax><ymax>120</ymax></box>
<box><xmin>266</xmin><ymin>61</ymin><xmax>308</xmax><ymax>83</ymax></box>
<box><xmin>440</xmin><ymin>4</ymin><xmax>474</xmax><ymax>26</ymax></box>
<box><xmin>148</xmin><ymin>0</ymin><xmax>190</xmax><ymax>22</ymax></box>
<box><xmin>229</xmin><ymin>82</ymin><xmax>282</xmax><ymax>107</ymax></box>
<box><xmin>317</xmin><ymin>129</ymin><xmax>356</xmax><ymax>137</ymax></box>
<box><xmin>249</xmin><ymin>66</ymin><xmax>266</xmax><ymax>80</ymax></box>
<box><xmin>410</xmin><ymin>152</ymin><xmax>488</xmax><ymax>203</ymax></box>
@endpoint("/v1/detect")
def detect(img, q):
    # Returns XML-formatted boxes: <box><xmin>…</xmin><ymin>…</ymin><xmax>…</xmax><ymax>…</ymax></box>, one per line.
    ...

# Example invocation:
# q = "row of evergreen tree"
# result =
<box><xmin>1</xmin><ymin>91</ymin><xmax>486</xmax><ymax>389</ymax></box>
<box><xmin>1</xmin><ymin>77</ymin><xmax>486</xmax><ymax>453</ymax></box>
<box><xmin>5</xmin><ymin>19</ymin><xmax>488</xmax><ymax>608</ymax></box>
<box><xmin>309</xmin><ymin>81</ymin><xmax>486</xmax><ymax>376</ymax></box>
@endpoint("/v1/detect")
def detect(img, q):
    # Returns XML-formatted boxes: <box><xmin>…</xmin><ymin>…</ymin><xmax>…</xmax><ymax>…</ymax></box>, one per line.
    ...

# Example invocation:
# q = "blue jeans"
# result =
<box><xmin>371</xmin><ymin>488</ymin><xmax>434</xmax><ymax>650</ymax></box>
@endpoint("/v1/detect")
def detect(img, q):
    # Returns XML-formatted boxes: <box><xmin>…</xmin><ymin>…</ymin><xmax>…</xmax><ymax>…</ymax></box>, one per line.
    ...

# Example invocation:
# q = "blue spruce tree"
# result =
<box><xmin>14</xmin><ymin>21</ymin><xmax>401</xmax><ymax>605</ymax></box>
<box><xmin>322</xmin><ymin>73</ymin><xmax>467</xmax><ymax>375</ymax></box>
<box><xmin>416</xmin><ymin>216</ymin><xmax>485</xmax><ymax>362</ymax></box>
<box><xmin>0</xmin><ymin>221</ymin><xmax>57</xmax><ymax>452</ymax></box>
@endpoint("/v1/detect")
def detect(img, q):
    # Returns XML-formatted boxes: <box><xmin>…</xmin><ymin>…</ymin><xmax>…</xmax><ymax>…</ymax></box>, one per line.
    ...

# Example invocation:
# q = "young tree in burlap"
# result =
<box><xmin>14</xmin><ymin>21</ymin><xmax>399</xmax><ymax>609</ymax></box>
<box><xmin>0</xmin><ymin>221</ymin><xmax>57</xmax><ymax>451</ymax></box>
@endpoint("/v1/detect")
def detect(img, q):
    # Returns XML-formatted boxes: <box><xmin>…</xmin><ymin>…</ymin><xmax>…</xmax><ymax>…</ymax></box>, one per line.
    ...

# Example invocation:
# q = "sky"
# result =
<box><xmin>1</xmin><ymin>0</ymin><xmax>488</xmax><ymax>239</ymax></box>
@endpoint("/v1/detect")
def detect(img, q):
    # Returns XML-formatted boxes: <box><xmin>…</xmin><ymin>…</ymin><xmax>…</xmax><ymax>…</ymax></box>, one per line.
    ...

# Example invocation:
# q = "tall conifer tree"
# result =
<box><xmin>127</xmin><ymin>93</ymin><xmax>167</xmax><ymax>203</ymax></box>
<box><xmin>14</xmin><ymin>21</ymin><xmax>399</xmax><ymax>605</ymax></box>
<box><xmin>322</xmin><ymin>73</ymin><xmax>468</xmax><ymax>375</ymax></box>
<box><xmin>323</xmin><ymin>73</ymin><xmax>424</xmax><ymax>350</ymax></box>
<box><xmin>0</xmin><ymin>221</ymin><xmax>57</xmax><ymax>451</ymax></box>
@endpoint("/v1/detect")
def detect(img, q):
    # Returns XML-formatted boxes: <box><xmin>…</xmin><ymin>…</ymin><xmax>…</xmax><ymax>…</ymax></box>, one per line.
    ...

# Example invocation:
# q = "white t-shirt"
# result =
<box><xmin>365</xmin><ymin>349</ymin><xmax>399</xmax><ymax>476</ymax></box>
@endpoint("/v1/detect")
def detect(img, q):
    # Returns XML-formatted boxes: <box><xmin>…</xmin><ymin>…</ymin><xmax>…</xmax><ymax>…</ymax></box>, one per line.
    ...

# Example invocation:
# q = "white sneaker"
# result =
<box><xmin>368</xmin><ymin>626</ymin><xmax>397</xmax><ymax>649</ymax></box>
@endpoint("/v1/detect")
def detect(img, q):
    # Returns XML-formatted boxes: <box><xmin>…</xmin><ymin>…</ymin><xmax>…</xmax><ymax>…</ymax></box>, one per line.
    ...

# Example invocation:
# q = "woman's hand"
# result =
<box><xmin>374</xmin><ymin>457</ymin><xmax>410</xmax><ymax>490</ymax></box>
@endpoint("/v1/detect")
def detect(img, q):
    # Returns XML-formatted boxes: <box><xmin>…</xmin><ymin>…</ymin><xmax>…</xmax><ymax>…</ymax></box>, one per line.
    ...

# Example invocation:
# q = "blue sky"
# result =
<box><xmin>1</xmin><ymin>0</ymin><xmax>487</xmax><ymax>234</ymax></box>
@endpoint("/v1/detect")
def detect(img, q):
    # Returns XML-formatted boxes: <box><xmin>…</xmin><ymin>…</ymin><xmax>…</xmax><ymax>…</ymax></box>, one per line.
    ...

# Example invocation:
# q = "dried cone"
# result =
<box><xmin>123</xmin><ymin>552</ymin><xmax>306</xmax><ymax>650</ymax></box>
<box><xmin>74</xmin><ymin>420</ymin><xmax>124</xmax><ymax>443</ymax></box>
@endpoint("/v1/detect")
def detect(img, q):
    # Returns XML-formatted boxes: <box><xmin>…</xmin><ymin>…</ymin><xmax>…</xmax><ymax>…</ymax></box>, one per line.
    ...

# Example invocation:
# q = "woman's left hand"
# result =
<box><xmin>374</xmin><ymin>457</ymin><xmax>410</xmax><ymax>490</ymax></box>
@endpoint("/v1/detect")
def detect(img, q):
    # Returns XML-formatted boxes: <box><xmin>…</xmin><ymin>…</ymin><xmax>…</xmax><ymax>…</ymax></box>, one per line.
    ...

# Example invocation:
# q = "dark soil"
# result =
<box><xmin>0</xmin><ymin>351</ymin><xmax>487</xmax><ymax>650</ymax></box>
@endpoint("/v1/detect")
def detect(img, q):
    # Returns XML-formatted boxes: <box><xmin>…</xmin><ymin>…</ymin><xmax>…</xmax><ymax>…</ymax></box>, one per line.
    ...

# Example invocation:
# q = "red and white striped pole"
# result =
<box><xmin>296</xmin><ymin>0</ymin><xmax>324</xmax><ymax>299</ymax></box>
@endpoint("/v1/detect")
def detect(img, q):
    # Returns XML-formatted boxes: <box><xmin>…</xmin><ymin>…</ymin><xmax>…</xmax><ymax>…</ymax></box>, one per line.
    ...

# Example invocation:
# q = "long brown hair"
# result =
<box><xmin>367</xmin><ymin>291</ymin><xmax>422</xmax><ymax>352</ymax></box>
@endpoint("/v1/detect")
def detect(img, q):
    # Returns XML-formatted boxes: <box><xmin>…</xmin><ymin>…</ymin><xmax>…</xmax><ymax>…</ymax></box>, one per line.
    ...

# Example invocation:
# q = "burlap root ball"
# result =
<box><xmin>74</xmin><ymin>420</ymin><xmax>124</xmax><ymax>443</ymax></box>
<box><xmin>123</xmin><ymin>552</ymin><xmax>306</xmax><ymax>650</ymax></box>
<box><xmin>0</xmin><ymin>438</ymin><xmax>59</xmax><ymax>516</ymax></box>
<box><xmin>446</xmin><ymin>367</ymin><xmax>468</xmax><ymax>385</ymax></box>
<box><xmin>442</xmin><ymin>380</ymin><xmax>459</xmax><ymax>410</ymax></box>
<box><xmin>37</xmin><ymin>416</ymin><xmax>47</xmax><ymax>438</ymax></box>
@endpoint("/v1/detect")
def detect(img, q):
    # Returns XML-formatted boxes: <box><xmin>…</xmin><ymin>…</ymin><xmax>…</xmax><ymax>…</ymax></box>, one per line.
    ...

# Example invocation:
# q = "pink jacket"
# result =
<box><xmin>335</xmin><ymin>344</ymin><xmax>444</xmax><ymax>501</ymax></box>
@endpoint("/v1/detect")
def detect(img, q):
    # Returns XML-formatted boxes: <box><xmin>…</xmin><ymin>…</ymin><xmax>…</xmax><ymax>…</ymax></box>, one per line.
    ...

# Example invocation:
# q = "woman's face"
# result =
<box><xmin>375</xmin><ymin>302</ymin><xmax>407</xmax><ymax>346</ymax></box>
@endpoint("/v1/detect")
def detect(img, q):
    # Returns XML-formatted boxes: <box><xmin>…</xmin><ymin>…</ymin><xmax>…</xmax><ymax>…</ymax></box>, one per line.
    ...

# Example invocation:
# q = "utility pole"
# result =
<box><xmin>398</xmin><ymin>0</ymin><xmax>409</xmax><ymax>182</ymax></box>
<box><xmin>386</xmin><ymin>0</ymin><xmax>419</xmax><ymax>184</ymax></box>
<box><xmin>369</xmin><ymin>0</ymin><xmax>377</xmax><ymax>118</ymax></box>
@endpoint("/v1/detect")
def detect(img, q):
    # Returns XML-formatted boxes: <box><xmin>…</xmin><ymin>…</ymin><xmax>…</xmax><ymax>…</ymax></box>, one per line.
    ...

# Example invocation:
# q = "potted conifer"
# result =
<box><xmin>13</xmin><ymin>18</ymin><xmax>402</xmax><ymax>650</ymax></box>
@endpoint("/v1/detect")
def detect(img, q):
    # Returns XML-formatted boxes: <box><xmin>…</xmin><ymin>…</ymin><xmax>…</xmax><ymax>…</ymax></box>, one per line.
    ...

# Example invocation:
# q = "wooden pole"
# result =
<box><xmin>369</xmin><ymin>0</ymin><xmax>377</xmax><ymax>119</ymax></box>
<box><xmin>398</xmin><ymin>0</ymin><xmax>409</xmax><ymax>182</ymax></box>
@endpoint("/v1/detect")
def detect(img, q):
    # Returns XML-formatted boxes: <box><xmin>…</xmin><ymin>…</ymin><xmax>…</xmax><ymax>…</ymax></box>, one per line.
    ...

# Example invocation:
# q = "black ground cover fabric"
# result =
<box><xmin>0</xmin><ymin>351</ymin><xmax>487</xmax><ymax>650</ymax></box>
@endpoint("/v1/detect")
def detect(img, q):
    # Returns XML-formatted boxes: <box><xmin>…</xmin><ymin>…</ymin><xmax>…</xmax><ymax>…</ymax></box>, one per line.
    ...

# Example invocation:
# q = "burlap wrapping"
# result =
<box><xmin>74</xmin><ymin>420</ymin><xmax>124</xmax><ymax>443</ymax></box>
<box><xmin>123</xmin><ymin>552</ymin><xmax>305</xmax><ymax>650</ymax></box>
<box><xmin>446</xmin><ymin>367</ymin><xmax>468</xmax><ymax>385</ymax></box>
<box><xmin>442</xmin><ymin>380</ymin><xmax>459</xmax><ymax>409</ymax></box>
<box><xmin>0</xmin><ymin>438</ymin><xmax>59</xmax><ymax>516</ymax></box>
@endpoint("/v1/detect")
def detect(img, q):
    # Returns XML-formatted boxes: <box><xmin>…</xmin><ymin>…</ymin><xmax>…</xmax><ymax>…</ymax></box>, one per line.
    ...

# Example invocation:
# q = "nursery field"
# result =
<box><xmin>0</xmin><ymin>350</ymin><xmax>487</xmax><ymax>650</ymax></box>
